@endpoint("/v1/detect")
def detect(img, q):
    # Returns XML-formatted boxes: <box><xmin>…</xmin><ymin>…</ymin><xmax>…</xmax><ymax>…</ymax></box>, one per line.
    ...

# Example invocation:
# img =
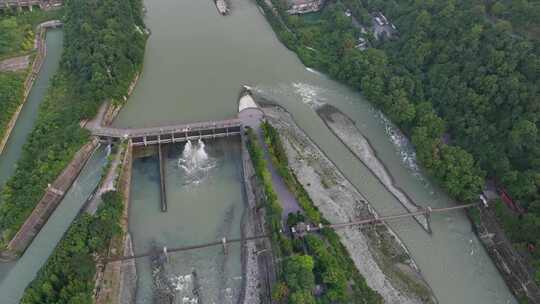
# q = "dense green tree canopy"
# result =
<box><xmin>0</xmin><ymin>0</ymin><xmax>145</xmax><ymax>245</ymax></box>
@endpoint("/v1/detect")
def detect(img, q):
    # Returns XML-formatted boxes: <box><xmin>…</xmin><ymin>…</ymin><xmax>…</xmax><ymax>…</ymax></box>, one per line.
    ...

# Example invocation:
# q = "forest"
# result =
<box><xmin>0</xmin><ymin>0</ymin><xmax>146</xmax><ymax>246</ymax></box>
<box><xmin>260</xmin><ymin>0</ymin><xmax>540</xmax><ymax>289</ymax></box>
<box><xmin>0</xmin><ymin>72</ymin><xmax>25</xmax><ymax>141</ymax></box>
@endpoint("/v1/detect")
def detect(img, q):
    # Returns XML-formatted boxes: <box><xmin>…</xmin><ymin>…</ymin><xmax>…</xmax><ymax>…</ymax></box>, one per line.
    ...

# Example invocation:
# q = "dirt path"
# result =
<box><xmin>0</xmin><ymin>55</ymin><xmax>30</xmax><ymax>72</ymax></box>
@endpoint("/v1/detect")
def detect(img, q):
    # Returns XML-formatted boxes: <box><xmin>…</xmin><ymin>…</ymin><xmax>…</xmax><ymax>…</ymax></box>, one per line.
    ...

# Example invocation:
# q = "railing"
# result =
<box><xmin>90</xmin><ymin>118</ymin><xmax>242</xmax><ymax>139</ymax></box>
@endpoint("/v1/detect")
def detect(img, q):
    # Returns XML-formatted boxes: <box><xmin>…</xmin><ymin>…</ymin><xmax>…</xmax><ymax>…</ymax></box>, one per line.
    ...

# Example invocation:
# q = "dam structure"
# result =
<box><xmin>87</xmin><ymin>92</ymin><xmax>250</xmax><ymax>214</ymax></box>
<box><xmin>90</xmin><ymin>118</ymin><xmax>242</xmax><ymax>147</ymax></box>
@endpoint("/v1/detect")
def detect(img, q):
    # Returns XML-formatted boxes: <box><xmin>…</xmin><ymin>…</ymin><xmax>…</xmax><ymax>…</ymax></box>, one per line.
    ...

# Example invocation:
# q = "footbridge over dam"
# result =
<box><xmin>89</xmin><ymin>118</ymin><xmax>243</xmax><ymax>147</ymax></box>
<box><xmin>88</xmin><ymin>118</ymin><xmax>243</xmax><ymax>212</ymax></box>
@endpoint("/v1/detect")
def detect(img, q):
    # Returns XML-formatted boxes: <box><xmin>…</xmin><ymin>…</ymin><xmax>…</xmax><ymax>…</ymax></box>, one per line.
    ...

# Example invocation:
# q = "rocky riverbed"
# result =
<box><xmin>317</xmin><ymin>104</ymin><xmax>430</xmax><ymax>231</ymax></box>
<box><xmin>262</xmin><ymin>104</ymin><xmax>436</xmax><ymax>304</ymax></box>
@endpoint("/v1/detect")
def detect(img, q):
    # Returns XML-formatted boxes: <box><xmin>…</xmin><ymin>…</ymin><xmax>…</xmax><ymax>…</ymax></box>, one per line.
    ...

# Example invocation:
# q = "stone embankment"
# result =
<box><xmin>0</xmin><ymin>20</ymin><xmax>63</xmax><ymax>155</ymax></box>
<box><xmin>240</xmin><ymin>129</ymin><xmax>273</xmax><ymax>304</ymax></box>
<box><xmin>0</xmin><ymin>138</ymin><xmax>98</xmax><ymax>261</ymax></box>
<box><xmin>473</xmin><ymin>207</ymin><xmax>540</xmax><ymax>303</ymax></box>
<box><xmin>261</xmin><ymin>104</ymin><xmax>436</xmax><ymax>304</ymax></box>
<box><xmin>317</xmin><ymin>104</ymin><xmax>430</xmax><ymax>231</ymax></box>
<box><xmin>94</xmin><ymin>143</ymin><xmax>137</xmax><ymax>304</ymax></box>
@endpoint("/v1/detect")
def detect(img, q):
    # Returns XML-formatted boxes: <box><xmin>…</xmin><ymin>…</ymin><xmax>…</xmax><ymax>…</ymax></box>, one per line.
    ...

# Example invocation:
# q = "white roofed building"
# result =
<box><xmin>286</xmin><ymin>0</ymin><xmax>325</xmax><ymax>15</ymax></box>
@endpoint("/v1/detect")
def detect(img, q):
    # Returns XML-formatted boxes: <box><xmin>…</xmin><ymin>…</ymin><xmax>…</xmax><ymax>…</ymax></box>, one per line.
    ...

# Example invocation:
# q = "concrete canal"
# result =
<box><xmin>113</xmin><ymin>0</ymin><xmax>517</xmax><ymax>303</ymax></box>
<box><xmin>0</xmin><ymin>146</ymin><xmax>108</xmax><ymax>304</ymax></box>
<box><xmin>0</xmin><ymin>29</ymin><xmax>63</xmax><ymax>191</ymax></box>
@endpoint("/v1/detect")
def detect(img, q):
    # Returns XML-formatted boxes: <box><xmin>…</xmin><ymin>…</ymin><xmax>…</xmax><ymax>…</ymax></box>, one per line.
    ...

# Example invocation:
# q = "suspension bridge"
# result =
<box><xmin>102</xmin><ymin>203</ymin><xmax>479</xmax><ymax>263</ymax></box>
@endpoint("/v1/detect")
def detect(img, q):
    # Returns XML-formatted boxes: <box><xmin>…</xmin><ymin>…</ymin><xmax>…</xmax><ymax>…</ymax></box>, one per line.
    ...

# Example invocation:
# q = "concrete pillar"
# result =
<box><xmin>222</xmin><ymin>237</ymin><xmax>228</xmax><ymax>255</ymax></box>
<box><xmin>425</xmin><ymin>207</ymin><xmax>433</xmax><ymax>234</ymax></box>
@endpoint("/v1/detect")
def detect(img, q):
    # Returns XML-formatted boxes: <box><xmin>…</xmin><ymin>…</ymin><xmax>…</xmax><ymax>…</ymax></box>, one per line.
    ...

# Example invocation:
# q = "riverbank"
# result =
<box><xmin>261</xmin><ymin>103</ymin><xmax>436</xmax><ymax>304</ymax></box>
<box><xmin>94</xmin><ymin>143</ymin><xmax>137</xmax><ymax>304</ymax></box>
<box><xmin>471</xmin><ymin>205</ymin><xmax>540</xmax><ymax>302</ymax></box>
<box><xmin>0</xmin><ymin>20</ymin><xmax>62</xmax><ymax>155</ymax></box>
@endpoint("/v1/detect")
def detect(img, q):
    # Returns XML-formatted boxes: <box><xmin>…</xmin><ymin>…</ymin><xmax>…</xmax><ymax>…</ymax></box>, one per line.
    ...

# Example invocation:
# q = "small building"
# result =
<box><xmin>371</xmin><ymin>11</ymin><xmax>398</xmax><ymax>40</ymax></box>
<box><xmin>372</xmin><ymin>12</ymin><xmax>389</xmax><ymax>26</ymax></box>
<box><xmin>286</xmin><ymin>0</ymin><xmax>325</xmax><ymax>15</ymax></box>
<box><xmin>355</xmin><ymin>37</ymin><xmax>368</xmax><ymax>51</ymax></box>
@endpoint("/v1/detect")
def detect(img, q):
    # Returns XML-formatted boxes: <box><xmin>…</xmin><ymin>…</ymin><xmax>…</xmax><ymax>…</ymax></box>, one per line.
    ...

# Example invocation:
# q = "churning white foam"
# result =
<box><xmin>178</xmin><ymin>139</ymin><xmax>216</xmax><ymax>185</ymax></box>
<box><xmin>292</xmin><ymin>82</ymin><xmax>326</xmax><ymax>109</ymax></box>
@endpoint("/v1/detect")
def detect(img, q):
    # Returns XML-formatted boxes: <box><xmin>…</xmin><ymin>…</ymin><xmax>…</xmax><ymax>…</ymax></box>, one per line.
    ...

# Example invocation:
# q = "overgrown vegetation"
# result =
<box><xmin>0</xmin><ymin>0</ymin><xmax>146</xmax><ymax>247</ymax></box>
<box><xmin>0</xmin><ymin>9</ymin><xmax>62</xmax><ymax>59</ymax></box>
<box><xmin>247</xmin><ymin>125</ymin><xmax>382</xmax><ymax>303</ymax></box>
<box><xmin>20</xmin><ymin>191</ymin><xmax>123</xmax><ymax>304</ymax></box>
<box><xmin>0</xmin><ymin>72</ymin><xmax>25</xmax><ymax>140</ymax></box>
<box><xmin>0</xmin><ymin>9</ymin><xmax>63</xmax><ymax>143</ymax></box>
<box><xmin>482</xmin><ymin>0</ymin><xmax>540</xmax><ymax>39</ymax></box>
<box><xmin>258</xmin><ymin>0</ymin><xmax>540</xmax><ymax>283</ymax></box>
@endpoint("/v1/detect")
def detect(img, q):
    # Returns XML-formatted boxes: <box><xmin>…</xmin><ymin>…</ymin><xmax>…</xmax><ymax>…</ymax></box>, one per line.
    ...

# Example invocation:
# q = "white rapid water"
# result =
<box><xmin>177</xmin><ymin>139</ymin><xmax>216</xmax><ymax>184</ymax></box>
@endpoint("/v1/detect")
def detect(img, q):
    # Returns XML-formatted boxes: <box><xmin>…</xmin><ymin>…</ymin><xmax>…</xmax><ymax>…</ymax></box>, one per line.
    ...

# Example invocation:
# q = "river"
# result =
<box><xmin>114</xmin><ymin>0</ymin><xmax>517</xmax><ymax>303</ymax></box>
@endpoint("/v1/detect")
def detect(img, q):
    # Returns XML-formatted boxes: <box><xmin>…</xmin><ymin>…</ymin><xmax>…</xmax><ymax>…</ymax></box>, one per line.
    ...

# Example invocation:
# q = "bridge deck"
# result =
<box><xmin>90</xmin><ymin>118</ymin><xmax>243</xmax><ymax>146</ymax></box>
<box><xmin>104</xmin><ymin>203</ymin><xmax>478</xmax><ymax>263</ymax></box>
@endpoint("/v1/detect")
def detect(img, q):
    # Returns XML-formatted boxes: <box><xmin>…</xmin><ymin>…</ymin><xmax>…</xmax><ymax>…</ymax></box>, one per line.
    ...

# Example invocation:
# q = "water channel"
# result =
<box><xmin>0</xmin><ymin>146</ymin><xmax>108</xmax><ymax>304</ymax></box>
<box><xmin>0</xmin><ymin>29</ymin><xmax>63</xmax><ymax>190</ymax></box>
<box><xmin>0</xmin><ymin>28</ymin><xmax>109</xmax><ymax>304</ymax></box>
<box><xmin>114</xmin><ymin>0</ymin><xmax>517</xmax><ymax>303</ymax></box>
<box><xmin>0</xmin><ymin>28</ymin><xmax>64</xmax><ymax>288</ymax></box>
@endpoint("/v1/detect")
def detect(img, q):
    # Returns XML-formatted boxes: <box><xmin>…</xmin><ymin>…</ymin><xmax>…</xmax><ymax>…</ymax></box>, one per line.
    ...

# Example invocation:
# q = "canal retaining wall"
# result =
<box><xmin>473</xmin><ymin>207</ymin><xmax>540</xmax><ymax>303</ymax></box>
<box><xmin>94</xmin><ymin>142</ymin><xmax>137</xmax><ymax>304</ymax></box>
<box><xmin>240</xmin><ymin>130</ymin><xmax>275</xmax><ymax>304</ymax></box>
<box><xmin>0</xmin><ymin>138</ymin><xmax>98</xmax><ymax>260</ymax></box>
<box><xmin>0</xmin><ymin>20</ymin><xmax>63</xmax><ymax>155</ymax></box>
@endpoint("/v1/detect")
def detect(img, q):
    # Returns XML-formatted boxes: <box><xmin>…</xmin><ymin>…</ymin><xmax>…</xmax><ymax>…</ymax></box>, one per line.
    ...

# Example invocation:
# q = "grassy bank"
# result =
<box><xmin>0</xmin><ymin>72</ymin><xmax>25</xmax><ymax>142</ymax></box>
<box><xmin>246</xmin><ymin>126</ymin><xmax>382</xmax><ymax>303</ymax></box>
<box><xmin>0</xmin><ymin>0</ymin><xmax>146</xmax><ymax>247</ymax></box>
